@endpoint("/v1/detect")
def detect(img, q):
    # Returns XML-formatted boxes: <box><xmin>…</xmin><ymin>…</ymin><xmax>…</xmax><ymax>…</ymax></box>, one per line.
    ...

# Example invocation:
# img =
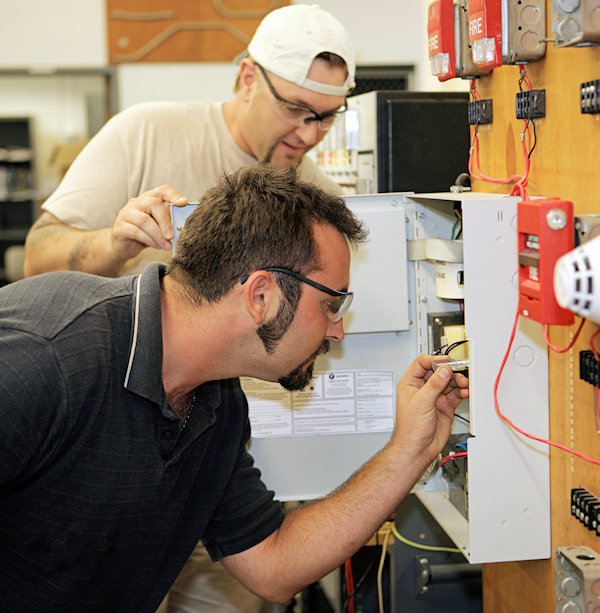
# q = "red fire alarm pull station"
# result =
<box><xmin>468</xmin><ymin>0</ymin><xmax>502</xmax><ymax>70</ymax></box>
<box><xmin>518</xmin><ymin>198</ymin><xmax>575</xmax><ymax>325</ymax></box>
<box><xmin>428</xmin><ymin>0</ymin><xmax>456</xmax><ymax>81</ymax></box>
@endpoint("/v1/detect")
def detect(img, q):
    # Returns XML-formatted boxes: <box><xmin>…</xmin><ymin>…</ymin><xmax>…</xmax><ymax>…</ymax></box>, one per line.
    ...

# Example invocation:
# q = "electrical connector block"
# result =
<box><xmin>516</xmin><ymin>89</ymin><xmax>546</xmax><ymax>119</ymax></box>
<box><xmin>581</xmin><ymin>80</ymin><xmax>600</xmax><ymax>114</ymax></box>
<box><xmin>571</xmin><ymin>487</ymin><xmax>600</xmax><ymax>535</ymax></box>
<box><xmin>580</xmin><ymin>351</ymin><xmax>600</xmax><ymax>386</ymax></box>
<box><xmin>468</xmin><ymin>99</ymin><xmax>493</xmax><ymax>125</ymax></box>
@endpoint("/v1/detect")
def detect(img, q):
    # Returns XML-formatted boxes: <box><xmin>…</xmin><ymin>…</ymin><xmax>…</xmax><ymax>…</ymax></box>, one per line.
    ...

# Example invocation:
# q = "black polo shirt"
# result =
<box><xmin>0</xmin><ymin>263</ymin><xmax>283</xmax><ymax>612</ymax></box>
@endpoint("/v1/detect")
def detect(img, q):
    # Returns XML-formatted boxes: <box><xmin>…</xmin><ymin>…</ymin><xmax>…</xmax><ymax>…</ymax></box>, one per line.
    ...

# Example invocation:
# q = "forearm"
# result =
<box><xmin>24</xmin><ymin>214</ymin><xmax>126</xmax><ymax>277</ymax></box>
<box><xmin>223</xmin><ymin>362</ymin><xmax>467</xmax><ymax>603</ymax></box>
<box><xmin>224</xmin><ymin>441</ymin><xmax>430</xmax><ymax>603</ymax></box>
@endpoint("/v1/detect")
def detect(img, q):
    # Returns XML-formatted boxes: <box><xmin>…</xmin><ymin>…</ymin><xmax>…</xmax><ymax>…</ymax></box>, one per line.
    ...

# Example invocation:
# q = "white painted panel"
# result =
<box><xmin>0</xmin><ymin>0</ymin><xmax>107</xmax><ymax>68</ymax></box>
<box><xmin>462</xmin><ymin>197</ymin><xmax>550</xmax><ymax>563</ymax></box>
<box><xmin>116</xmin><ymin>63</ymin><xmax>238</xmax><ymax>110</ymax></box>
<box><xmin>344</xmin><ymin>195</ymin><xmax>409</xmax><ymax>333</ymax></box>
<box><xmin>412</xmin><ymin>193</ymin><xmax>551</xmax><ymax>564</ymax></box>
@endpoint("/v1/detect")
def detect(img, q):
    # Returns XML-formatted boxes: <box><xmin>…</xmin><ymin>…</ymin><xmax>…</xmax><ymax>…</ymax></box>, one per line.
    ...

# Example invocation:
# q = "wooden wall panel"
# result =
<box><xmin>469</xmin><ymin>6</ymin><xmax>600</xmax><ymax>612</ymax></box>
<box><xmin>106</xmin><ymin>0</ymin><xmax>289</xmax><ymax>64</ymax></box>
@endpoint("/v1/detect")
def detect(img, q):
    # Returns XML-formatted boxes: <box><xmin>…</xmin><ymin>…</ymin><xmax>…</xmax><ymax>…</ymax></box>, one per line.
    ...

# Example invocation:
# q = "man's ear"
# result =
<box><xmin>237</xmin><ymin>59</ymin><xmax>258</xmax><ymax>101</ymax></box>
<box><xmin>242</xmin><ymin>270</ymin><xmax>280</xmax><ymax>325</ymax></box>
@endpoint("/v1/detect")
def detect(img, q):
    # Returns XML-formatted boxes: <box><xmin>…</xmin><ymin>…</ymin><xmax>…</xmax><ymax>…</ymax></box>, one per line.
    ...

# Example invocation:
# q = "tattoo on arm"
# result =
<box><xmin>68</xmin><ymin>235</ymin><xmax>96</xmax><ymax>271</ymax></box>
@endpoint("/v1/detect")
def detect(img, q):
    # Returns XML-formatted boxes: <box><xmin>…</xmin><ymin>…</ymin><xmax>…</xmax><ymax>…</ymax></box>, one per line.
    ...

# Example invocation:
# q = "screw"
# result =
<box><xmin>546</xmin><ymin>209</ymin><xmax>567</xmax><ymax>230</ymax></box>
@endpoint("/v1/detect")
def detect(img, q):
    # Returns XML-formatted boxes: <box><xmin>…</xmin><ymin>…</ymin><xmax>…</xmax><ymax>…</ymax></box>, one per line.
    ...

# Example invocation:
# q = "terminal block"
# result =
<box><xmin>580</xmin><ymin>350</ymin><xmax>600</xmax><ymax>386</ymax></box>
<box><xmin>571</xmin><ymin>487</ymin><xmax>600</xmax><ymax>535</ymax></box>
<box><xmin>581</xmin><ymin>80</ymin><xmax>600</xmax><ymax>114</ymax></box>
<box><xmin>515</xmin><ymin>89</ymin><xmax>546</xmax><ymax>119</ymax></box>
<box><xmin>468</xmin><ymin>99</ymin><xmax>493</xmax><ymax>125</ymax></box>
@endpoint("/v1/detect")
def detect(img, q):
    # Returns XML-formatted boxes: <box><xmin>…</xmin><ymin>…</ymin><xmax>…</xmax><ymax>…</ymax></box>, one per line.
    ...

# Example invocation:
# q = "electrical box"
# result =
<box><xmin>172</xmin><ymin>193</ymin><xmax>551</xmax><ymax>562</ymax></box>
<box><xmin>555</xmin><ymin>546</ymin><xmax>600</xmax><ymax>612</ymax></box>
<box><xmin>552</xmin><ymin>0</ymin><xmax>600</xmax><ymax>47</ymax></box>
<box><xmin>501</xmin><ymin>0</ymin><xmax>546</xmax><ymax>64</ymax></box>
<box><xmin>172</xmin><ymin>195</ymin><xmax>415</xmax><ymax>501</ymax></box>
<box><xmin>410</xmin><ymin>192</ymin><xmax>550</xmax><ymax>564</ymax></box>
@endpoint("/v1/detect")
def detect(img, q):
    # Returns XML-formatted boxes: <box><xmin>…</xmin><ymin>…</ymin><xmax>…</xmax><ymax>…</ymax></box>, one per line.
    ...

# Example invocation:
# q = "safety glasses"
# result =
<box><xmin>255</xmin><ymin>63</ymin><xmax>346</xmax><ymax>132</ymax></box>
<box><xmin>241</xmin><ymin>267</ymin><xmax>353</xmax><ymax>323</ymax></box>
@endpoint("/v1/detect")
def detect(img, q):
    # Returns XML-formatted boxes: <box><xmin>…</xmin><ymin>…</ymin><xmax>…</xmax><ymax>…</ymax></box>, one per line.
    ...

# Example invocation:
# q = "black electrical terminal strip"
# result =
<box><xmin>571</xmin><ymin>487</ymin><xmax>600</xmax><ymax>535</ymax></box>
<box><xmin>580</xmin><ymin>350</ymin><xmax>600</xmax><ymax>386</ymax></box>
<box><xmin>468</xmin><ymin>99</ymin><xmax>493</xmax><ymax>125</ymax></box>
<box><xmin>581</xmin><ymin>80</ymin><xmax>600</xmax><ymax>114</ymax></box>
<box><xmin>515</xmin><ymin>89</ymin><xmax>546</xmax><ymax>120</ymax></box>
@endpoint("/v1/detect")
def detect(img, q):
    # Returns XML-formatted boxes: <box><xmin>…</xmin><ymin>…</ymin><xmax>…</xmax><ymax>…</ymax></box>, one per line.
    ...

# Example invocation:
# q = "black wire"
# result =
<box><xmin>455</xmin><ymin>413</ymin><xmax>470</xmax><ymax>425</ymax></box>
<box><xmin>528</xmin><ymin>118</ymin><xmax>537</xmax><ymax>158</ymax></box>
<box><xmin>444</xmin><ymin>340</ymin><xmax>468</xmax><ymax>355</ymax></box>
<box><xmin>342</xmin><ymin>555</ymin><xmax>378</xmax><ymax>612</ymax></box>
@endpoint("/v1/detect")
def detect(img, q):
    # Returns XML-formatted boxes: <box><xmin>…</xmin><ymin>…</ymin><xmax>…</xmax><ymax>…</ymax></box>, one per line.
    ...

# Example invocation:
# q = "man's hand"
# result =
<box><xmin>111</xmin><ymin>185</ymin><xmax>189</xmax><ymax>262</ymax></box>
<box><xmin>393</xmin><ymin>354</ymin><xmax>469</xmax><ymax>464</ymax></box>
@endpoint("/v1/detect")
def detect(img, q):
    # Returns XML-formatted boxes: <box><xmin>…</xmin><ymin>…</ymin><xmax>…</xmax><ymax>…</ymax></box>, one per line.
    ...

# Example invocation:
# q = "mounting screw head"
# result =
<box><xmin>546</xmin><ymin>209</ymin><xmax>568</xmax><ymax>230</ymax></box>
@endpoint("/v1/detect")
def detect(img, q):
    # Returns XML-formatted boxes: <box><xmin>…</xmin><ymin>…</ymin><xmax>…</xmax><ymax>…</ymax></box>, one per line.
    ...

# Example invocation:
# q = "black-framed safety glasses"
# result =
<box><xmin>241</xmin><ymin>267</ymin><xmax>353</xmax><ymax>323</ymax></box>
<box><xmin>255</xmin><ymin>63</ymin><xmax>346</xmax><ymax>131</ymax></box>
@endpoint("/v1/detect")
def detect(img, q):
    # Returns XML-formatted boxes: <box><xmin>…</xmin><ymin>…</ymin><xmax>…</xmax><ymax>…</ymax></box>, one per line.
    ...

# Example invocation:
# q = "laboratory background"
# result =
<box><xmin>1</xmin><ymin>1</ymin><xmax>600</xmax><ymax>612</ymax></box>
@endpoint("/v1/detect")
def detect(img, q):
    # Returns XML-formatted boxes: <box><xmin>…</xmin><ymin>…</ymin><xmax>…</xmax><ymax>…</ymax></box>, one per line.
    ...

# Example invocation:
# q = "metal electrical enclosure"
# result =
<box><xmin>410</xmin><ymin>193</ymin><xmax>550</xmax><ymax>564</ymax></box>
<box><xmin>172</xmin><ymin>193</ymin><xmax>551</xmax><ymax>563</ymax></box>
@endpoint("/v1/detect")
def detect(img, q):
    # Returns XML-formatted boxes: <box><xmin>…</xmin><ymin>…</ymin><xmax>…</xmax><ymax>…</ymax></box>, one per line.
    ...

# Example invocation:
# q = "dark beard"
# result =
<box><xmin>278</xmin><ymin>340</ymin><xmax>330</xmax><ymax>391</ymax></box>
<box><xmin>261</xmin><ymin>144</ymin><xmax>302</xmax><ymax>166</ymax></box>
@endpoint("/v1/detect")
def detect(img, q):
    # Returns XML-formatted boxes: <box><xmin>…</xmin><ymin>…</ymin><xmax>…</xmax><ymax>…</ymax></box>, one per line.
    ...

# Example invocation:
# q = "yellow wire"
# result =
<box><xmin>377</xmin><ymin>526</ymin><xmax>393</xmax><ymax>613</ymax></box>
<box><xmin>391</xmin><ymin>523</ymin><xmax>461</xmax><ymax>553</ymax></box>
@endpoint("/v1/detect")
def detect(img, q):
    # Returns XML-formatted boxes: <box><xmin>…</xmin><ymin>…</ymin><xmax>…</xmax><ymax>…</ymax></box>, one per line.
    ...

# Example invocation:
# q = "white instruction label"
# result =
<box><xmin>241</xmin><ymin>371</ymin><xmax>394</xmax><ymax>438</ymax></box>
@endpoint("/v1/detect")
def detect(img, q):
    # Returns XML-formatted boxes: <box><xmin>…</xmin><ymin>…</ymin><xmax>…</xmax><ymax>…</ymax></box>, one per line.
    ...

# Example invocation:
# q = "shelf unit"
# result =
<box><xmin>0</xmin><ymin>117</ymin><xmax>35</xmax><ymax>285</ymax></box>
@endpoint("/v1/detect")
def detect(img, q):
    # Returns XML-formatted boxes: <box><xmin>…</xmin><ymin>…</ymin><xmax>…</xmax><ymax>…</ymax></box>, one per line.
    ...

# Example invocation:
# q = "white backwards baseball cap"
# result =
<box><xmin>244</xmin><ymin>4</ymin><xmax>356</xmax><ymax>97</ymax></box>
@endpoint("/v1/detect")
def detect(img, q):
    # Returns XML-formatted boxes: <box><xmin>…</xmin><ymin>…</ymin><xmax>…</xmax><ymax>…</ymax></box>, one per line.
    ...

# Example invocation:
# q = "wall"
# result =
<box><xmin>0</xmin><ymin>0</ymin><xmax>107</xmax><ymax>68</ymax></box>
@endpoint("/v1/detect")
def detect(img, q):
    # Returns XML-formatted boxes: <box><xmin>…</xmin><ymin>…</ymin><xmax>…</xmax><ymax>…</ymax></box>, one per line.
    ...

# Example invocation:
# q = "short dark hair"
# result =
<box><xmin>167</xmin><ymin>165</ymin><xmax>367</xmax><ymax>304</ymax></box>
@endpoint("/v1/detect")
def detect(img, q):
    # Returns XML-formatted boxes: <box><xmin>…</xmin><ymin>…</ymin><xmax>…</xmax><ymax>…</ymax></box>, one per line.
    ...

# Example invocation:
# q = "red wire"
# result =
<box><xmin>439</xmin><ymin>452</ymin><xmax>468</xmax><ymax>467</ymax></box>
<box><xmin>542</xmin><ymin>318</ymin><xmax>586</xmax><ymax>353</ymax></box>
<box><xmin>590</xmin><ymin>327</ymin><xmax>600</xmax><ymax>360</ymax></box>
<box><xmin>345</xmin><ymin>558</ymin><xmax>354</xmax><ymax>613</ymax></box>
<box><xmin>494</xmin><ymin>310</ymin><xmax>600</xmax><ymax>466</ymax></box>
<box><xmin>469</xmin><ymin>79</ymin><xmax>531</xmax><ymax>200</ymax></box>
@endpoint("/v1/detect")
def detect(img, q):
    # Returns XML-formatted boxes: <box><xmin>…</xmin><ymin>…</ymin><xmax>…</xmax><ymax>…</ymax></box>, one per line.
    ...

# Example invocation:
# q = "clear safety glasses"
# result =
<box><xmin>255</xmin><ymin>63</ymin><xmax>346</xmax><ymax>132</ymax></box>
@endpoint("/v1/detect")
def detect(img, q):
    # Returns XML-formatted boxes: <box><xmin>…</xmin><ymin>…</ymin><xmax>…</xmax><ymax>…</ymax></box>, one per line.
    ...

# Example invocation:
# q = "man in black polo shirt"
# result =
<box><xmin>0</xmin><ymin>165</ymin><xmax>468</xmax><ymax>611</ymax></box>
